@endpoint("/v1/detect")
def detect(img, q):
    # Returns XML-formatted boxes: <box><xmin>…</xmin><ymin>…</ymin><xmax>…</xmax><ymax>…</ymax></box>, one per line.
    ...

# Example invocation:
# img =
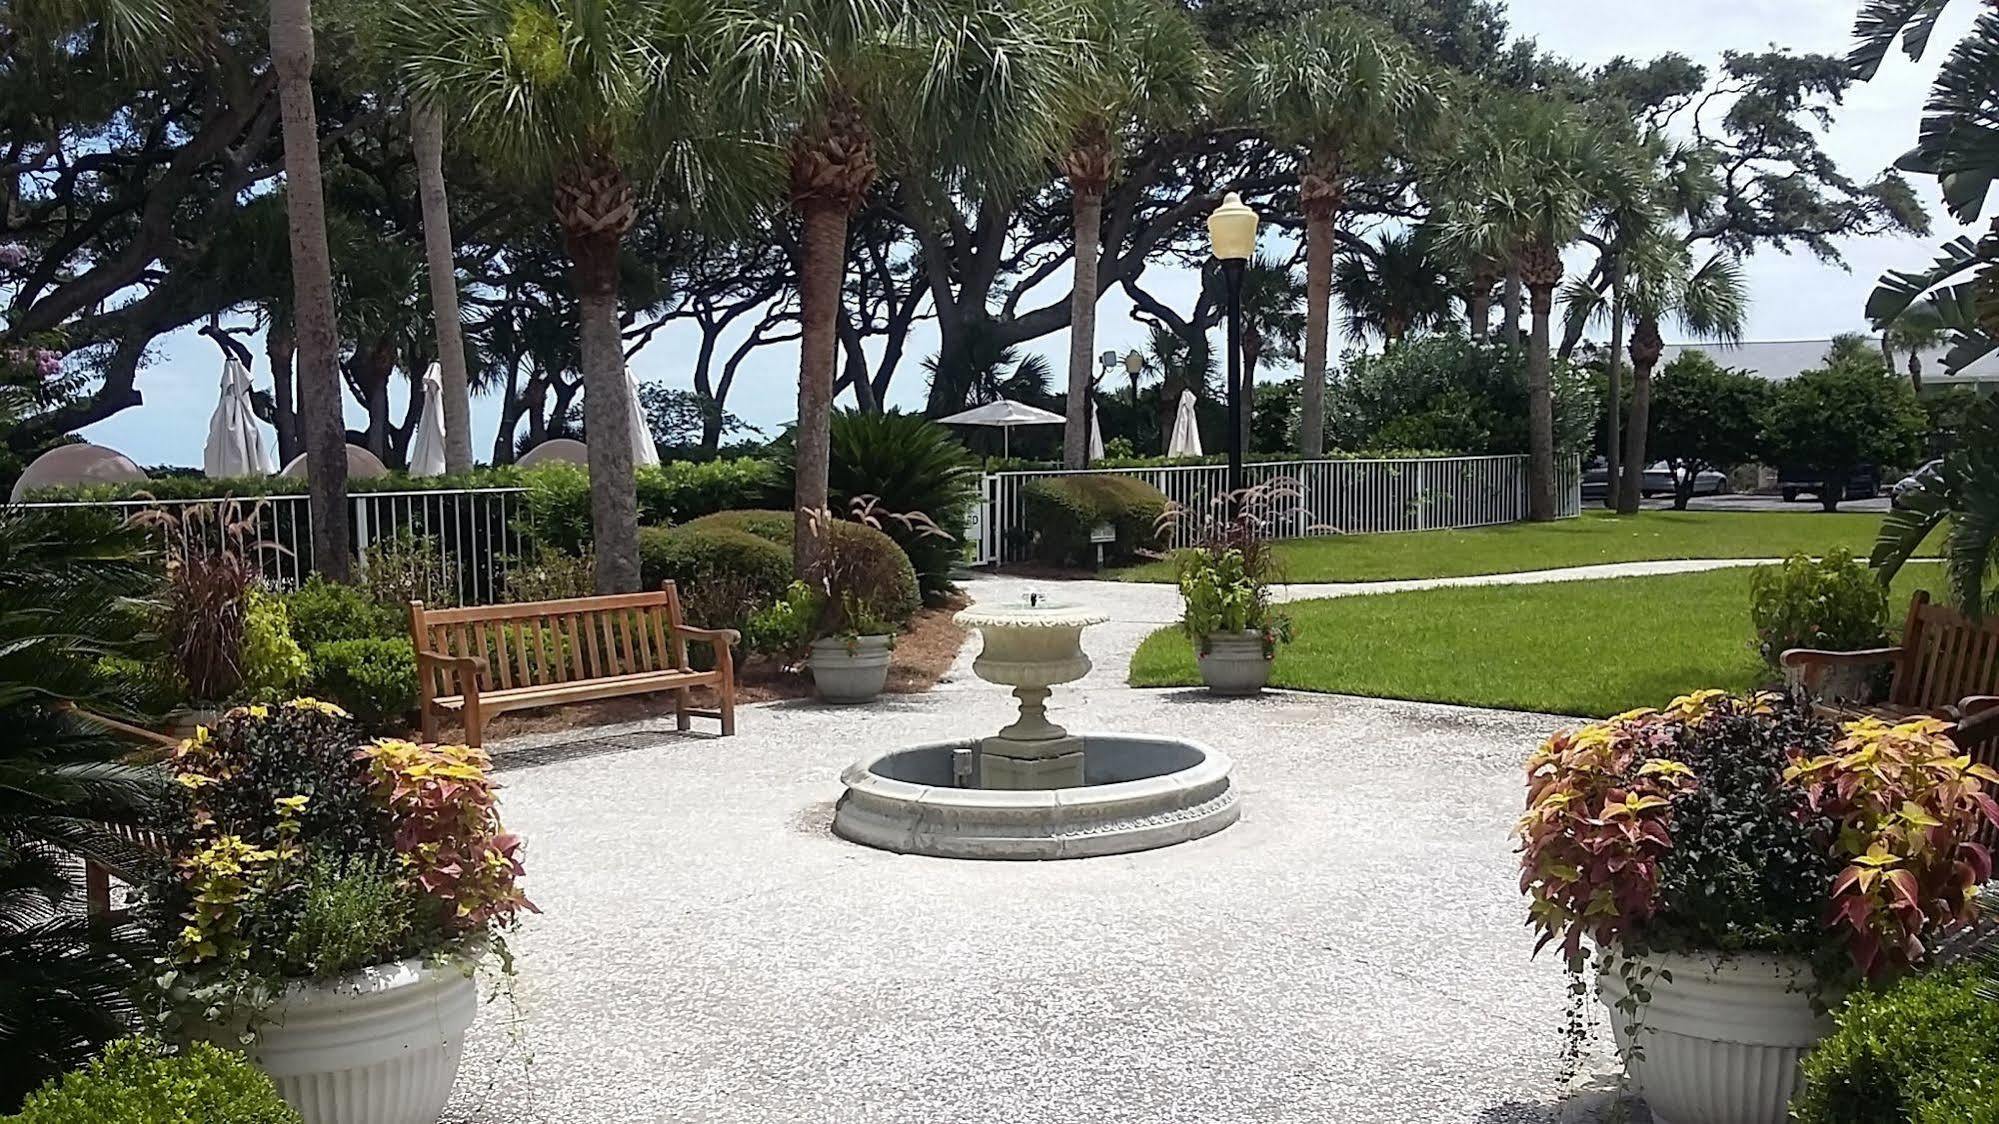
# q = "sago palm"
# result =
<box><xmin>1053</xmin><ymin>0</ymin><xmax>1211</xmax><ymax>468</ymax></box>
<box><xmin>0</xmin><ymin>509</ymin><xmax>167</xmax><ymax>1110</ymax></box>
<box><xmin>1228</xmin><ymin>8</ymin><xmax>1439</xmax><ymax>456</ymax></box>
<box><xmin>390</xmin><ymin>0</ymin><xmax>756</xmax><ymax>591</ymax></box>
<box><xmin>708</xmin><ymin>0</ymin><xmax>1067</xmax><ymax>570</ymax></box>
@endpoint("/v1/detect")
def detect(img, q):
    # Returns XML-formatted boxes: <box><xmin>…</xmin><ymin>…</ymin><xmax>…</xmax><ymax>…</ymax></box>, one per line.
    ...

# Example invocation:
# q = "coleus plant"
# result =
<box><xmin>1519</xmin><ymin>691</ymin><xmax>1999</xmax><ymax>981</ymax></box>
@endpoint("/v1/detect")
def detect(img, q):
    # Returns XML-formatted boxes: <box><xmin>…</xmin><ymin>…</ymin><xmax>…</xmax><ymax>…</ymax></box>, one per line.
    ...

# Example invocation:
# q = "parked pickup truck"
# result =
<box><xmin>1779</xmin><ymin>464</ymin><xmax>1880</xmax><ymax>503</ymax></box>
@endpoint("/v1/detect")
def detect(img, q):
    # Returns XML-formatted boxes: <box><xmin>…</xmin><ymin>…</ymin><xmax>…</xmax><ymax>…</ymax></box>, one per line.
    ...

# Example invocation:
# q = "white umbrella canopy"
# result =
<box><xmin>203</xmin><ymin>358</ymin><xmax>274</xmax><ymax>478</ymax></box>
<box><xmin>1167</xmin><ymin>390</ymin><xmax>1203</xmax><ymax>458</ymax></box>
<box><xmin>935</xmin><ymin>398</ymin><xmax>1066</xmax><ymax>459</ymax></box>
<box><xmin>623</xmin><ymin>364</ymin><xmax>659</xmax><ymax>468</ymax></box>
<box><xmin>1088</xmin><ymin>404</ymin><xmax>1105</xmax><ymax>462</ymax></box>
<box><xmin>407</xmin><ymin>364</ymin><xmax>447</xmax><ymax>477</ymax></box>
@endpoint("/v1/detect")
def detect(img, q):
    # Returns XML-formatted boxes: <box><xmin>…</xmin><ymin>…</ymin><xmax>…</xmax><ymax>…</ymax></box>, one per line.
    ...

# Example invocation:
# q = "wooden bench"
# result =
<box><xmin>1781</xmin><ymin>590</ymin><xmax>1999</xmax><ymax>751</ymax></box>
<box><xmin>410</xmin><ymin>584</ymin><xmax>738</xmax><ymax>748</ymax></box>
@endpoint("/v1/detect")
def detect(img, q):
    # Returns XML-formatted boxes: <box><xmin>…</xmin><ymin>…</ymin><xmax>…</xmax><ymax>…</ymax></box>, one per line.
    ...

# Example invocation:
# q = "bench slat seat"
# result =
<box><xmin>411</xmin><ymin>582</ymin><xmax>737</xmax><ymax>747</ymax></box>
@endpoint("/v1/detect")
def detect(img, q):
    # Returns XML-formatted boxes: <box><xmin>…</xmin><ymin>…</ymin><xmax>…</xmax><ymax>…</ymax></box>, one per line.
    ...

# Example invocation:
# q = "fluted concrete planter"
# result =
<box><xmin>251</xmin><ymin>957</ymin><xmax>478</xmax><ymax>1124</ymax></box>
<box><xmin>1196</xmin><ymin>631</ymin><xmax>1273</xmax><ymax>696</ymax></box>
<box><xmin>1596</xmin><ymin>949</ymin><xmax>1830</xmax><ymax>1124</ymax></box>
<box><xmin>809</xmin><ymin>635</ymin><xmax>892</xmax><ymax>704</ymax></box>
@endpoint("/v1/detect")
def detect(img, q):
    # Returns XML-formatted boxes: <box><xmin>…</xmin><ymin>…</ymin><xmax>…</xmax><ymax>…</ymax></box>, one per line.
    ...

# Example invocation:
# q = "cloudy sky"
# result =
<box><xmin>79</xmin><ymin>0</ymin><xmax>1983</xmax><ymax>467</ymax></box>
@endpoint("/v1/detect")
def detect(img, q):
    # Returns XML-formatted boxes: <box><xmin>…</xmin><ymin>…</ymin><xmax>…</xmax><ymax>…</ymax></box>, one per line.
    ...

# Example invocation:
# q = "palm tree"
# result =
<box><xmin>1229</xmin><ymin>9</ymin><xmax>1438</xmax><ymax>457</ymax></box>
<box><xmin>1235</xmin><ymin>253</ymin><xmax>1307</xmax><ymax>458</ymax></box>
<box><xmin>1054</xmin><ymin>0</ymin><xmax>1210</xmax><ymax>468</ymax></box>
<box><xmin>1435</xmin><ymin>99</ymin><xmax>1601</xmax><ymax>521</ymax></box>
<box><xmin>272</xmin><ymin>0</ymin><xmax>350</xmax><ymax>580</ymax></box>
<box><xmin>0</xmin><ymin>509</ymin><xmax>166</xmax><ymax>1109</ymax></box>
<box><xmin>1332</xmin><ymin>227</ymin><xmax>1453</xmax><ymax>345</ymax></box>
<box><xmin>410</xmin><ymin>100</ymin><xmax>475</xmax><ymax>472</ymax></box>
<box><xmin>1881</xmin><ymin>300</ymin><xmax>1947</xmax><ymax>390</ymax></box>
<box><xmin>711</xmin><ymin>0</ymin><xmax>1065</xmax><ymax>571</ymax></box>
<box><xmin>391</xmin><ymin>0</ymin><xmax>737</xmax><ymax>592</ymax></box>
<box><xmin>1616</xmin><ymin>248</ymin><xmax>1748</xmax><ymax>514</ymax></box>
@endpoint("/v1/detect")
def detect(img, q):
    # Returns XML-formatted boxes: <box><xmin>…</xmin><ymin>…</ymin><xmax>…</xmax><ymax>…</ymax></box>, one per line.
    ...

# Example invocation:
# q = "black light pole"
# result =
<box><xmin>1207</xmin><ymin>192</ymin><xmax>1260</xmax><ymax>512</ymax></box>
<box><xmin>1221</xmin><ymin>257</ymin><xmax>1246</xmax><ymax>498</ymax></box>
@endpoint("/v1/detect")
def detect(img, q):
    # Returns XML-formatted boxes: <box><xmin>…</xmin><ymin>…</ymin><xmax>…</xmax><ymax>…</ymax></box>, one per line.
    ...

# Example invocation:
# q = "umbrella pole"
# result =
<box><xmin>1003</xmin><ymin>428</ymin><xmax>1010</xmax><ymax>461</ymax></box>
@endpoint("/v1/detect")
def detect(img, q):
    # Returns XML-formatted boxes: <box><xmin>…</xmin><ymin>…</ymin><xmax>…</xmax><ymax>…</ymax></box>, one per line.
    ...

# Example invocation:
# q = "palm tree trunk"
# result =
<box><xmin>412</xmin><ymin>99</ymin><xmax>473</xmax><ymax>473</ymax></box>
<box><xmin>1301</xmin><ymin>209</ymin><xmax>1333</xmax><ymax>456</ymax></box>
<box><xmin>1527</xmin><ymin>285</ymin><xmax>1557</xmax><ymax>522</ymax></box>
<box><xmin>1618</xmin><ymin>315</ymin><xmax>1662</xmax><ymax>516</ymax></box>
<box><xmin>1241</xmin><ymin>330</ymin><xmax>1261</xmax><ymax>456</ymax></box>
<box><xmin>1604</xmin><ymin>263</ymin><xmax>1626</xmax><ymax>510</ymax></box>
<box><xmin>1063</xmin><ymin>187</ymin><xmax>1102</xmax><ymax>469</ymax></box>
<box><xmin>1469</xmin><ymin>291</ymin><xmax>1491</xmax><ymax>340</ymax></box>
<box><xmin>794</xmin><ymin>199</ymin><xmax>847</xmax><ymax>573</ymax></box>
<box><xmin>267</xmin><ymin>319</ymin><xmax>299</xmax><ymax>464</ymax></box>
<box><xmin>271</xmin><ymin>0</ymin><xmax>349</xmax><ymax>582</ymax></box>
<box><xmin>569</xmin><ymin>230</ymin><xmax>640</xmax><ymax>592</ymax></box>
<box><xmin>1501</xmin><ymin>265</ymin><xmax>1523</xmax><ymax>347</ymax></box>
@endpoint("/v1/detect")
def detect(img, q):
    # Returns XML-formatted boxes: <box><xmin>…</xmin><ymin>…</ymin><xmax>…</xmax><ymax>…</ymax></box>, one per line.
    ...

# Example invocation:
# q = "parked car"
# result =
<box><xmin>1892</xmin><ymin>459</ymin><xmax>1945</xmax><ymax>510</ymax></box>
<box><xmin>1779</xmin><ymin>464</ymin><xmax>1880</xmax><ymax>503</ymax></box>
<box><xmin>1579</xmin><ymin>461</ymin><xmax>1726</xmax><ymax>502</ymax></box>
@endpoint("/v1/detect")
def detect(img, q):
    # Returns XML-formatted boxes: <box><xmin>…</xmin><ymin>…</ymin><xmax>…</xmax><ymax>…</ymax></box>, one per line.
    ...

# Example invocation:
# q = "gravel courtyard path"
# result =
<box><xmin>446</xmin><ymin>572</ymin><xmax>1632</xmax><ymax>1124</ymax></box>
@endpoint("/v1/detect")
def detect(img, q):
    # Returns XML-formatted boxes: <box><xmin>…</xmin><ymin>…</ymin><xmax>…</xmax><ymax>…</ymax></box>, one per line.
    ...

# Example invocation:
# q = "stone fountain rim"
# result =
<box><xmin>953</xmin><ymin>603</ymin><xmax>1111</xmax><ymax>629</ymax></box>
<box><xmin>839</xmin><ymin>732</ymin><xmax>1233</xmax><ymax>808</ymax></box>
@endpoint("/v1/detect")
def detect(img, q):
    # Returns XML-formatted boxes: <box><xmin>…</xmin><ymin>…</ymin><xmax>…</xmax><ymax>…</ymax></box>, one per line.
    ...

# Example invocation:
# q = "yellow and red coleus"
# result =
<box><xmin>355</xmin><ymin>738</ymin><xmax>535</xmax><ymax>933</ymax></box>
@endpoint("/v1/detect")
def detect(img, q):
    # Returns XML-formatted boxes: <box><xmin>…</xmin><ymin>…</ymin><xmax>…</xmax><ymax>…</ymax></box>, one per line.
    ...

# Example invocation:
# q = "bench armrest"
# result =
<box><xmin>1779</xmin><ymin>646</ymin><xmax>1906</xmax><ymax>670</ymax></box>
<box><xmin>414</xmin><ymin>649</ymin><xmax>486</xmax><ymax>678</ymax></box>
<box><xmin>672</xmin><ymin>625</ymin><xmax>742</xmax><ymax>648</ymax></box>
<box><xmin>1956</xmin><ymin>696</ymin><xmax>1999</xmax><ymax>747</ymax></box>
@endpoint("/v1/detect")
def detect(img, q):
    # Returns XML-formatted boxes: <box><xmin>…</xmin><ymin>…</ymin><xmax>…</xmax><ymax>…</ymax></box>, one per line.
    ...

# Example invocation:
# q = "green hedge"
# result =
<box><xmin>1792</xmin><ymin>965</ymin><xmax>1999</xmax><ymax>1123</ymax></box>
<box><xmin>283</xmin><ymin>576</ymin><xmax>405</xmax><ymax>648</ymax></box>
<box><xmin>522</xmin><ymin>460</ymin><xmax>778</xmax><ymax>554</ymax></box>
<box><xmin>676</xmin><ymin>509</ymin><xmax>921</xmax><ymax>628</ymax></box>
<box><xmin>8</xmin><ymin>1037</ymin><xmax>300</xmax><ymax>1124</ymax></box>
<box><xmin>307</xmin><ymin>638</ymin><xmax>417</xmax><ymax>730</ymax></box>
<box><xmin>1020</xmin><ymin>475</ymin><xmax>1168</xmax><ymax>567</ymax></box>
<box><xmin>636</xmin><ymin>524</ymin><xmax>794</xmax><ymax>637</ymax></box>
<box><xmin>682</xmin><ymin>508</ymin><xmax>793</xmax><ymax>544</ymax></box>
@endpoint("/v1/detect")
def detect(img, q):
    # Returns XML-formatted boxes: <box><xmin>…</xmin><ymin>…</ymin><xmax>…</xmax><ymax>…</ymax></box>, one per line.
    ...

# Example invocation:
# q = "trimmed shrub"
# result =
<box><xmin>814</xmin><ymin>519</ymin><xmax>920</xmax><ymax>628</ymax></box>
<box><xmin>283</xmin><ymin>575</ymin><xmax>403</xmax><ymax>647</ymax></box>
<box><xmin>8</xmin><ymin>1037</ymin><xmax>301</xmax><ymax>1124</ymax></box>
<box><xmin>1791</xmin><ymin>965</ymin><xmax>1999</xmax><ymax>1123</ymax></box>
<box><xmin>239</xmin><ymin>591</ymin><xmax>309</xmax><ymax>700</ymax></box>
<box><xmin>1749</xmin><ymin>549</ymin><xmax>1890</xmax><ymax>669</ymax></box>
<box><xmin>637</xmin><ymin>524</ymin><xmax>794</xmax><ymax>636</ymax></box>
<box><xmin>308</xmin><ymin>638</ymin><xmax>418</xmax><ymax>729</ymax></box>
<box><xmin>1021</xmin><ymin>474</ymin><xmax>1169</xmax><ymax>566</ymax></box>
<box><xmin>682</xmin><ymin>508</ymin><xmax>793</xmax><ymax>545</ymax></box>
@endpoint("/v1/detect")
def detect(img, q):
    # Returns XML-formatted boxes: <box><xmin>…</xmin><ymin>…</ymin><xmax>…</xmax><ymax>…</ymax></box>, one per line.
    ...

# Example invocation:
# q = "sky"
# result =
<box><xmin>77</xmin><ymin>0</ymin><xmax>1985</xmax><ymax>468</ymax></box>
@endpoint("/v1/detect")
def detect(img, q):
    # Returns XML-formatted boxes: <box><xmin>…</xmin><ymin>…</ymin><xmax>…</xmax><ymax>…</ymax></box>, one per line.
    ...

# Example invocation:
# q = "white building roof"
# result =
<box><xmin>1659</xmin><ymin>338</ymin><xmax>1999</xmax><ymax>385</ymax></box>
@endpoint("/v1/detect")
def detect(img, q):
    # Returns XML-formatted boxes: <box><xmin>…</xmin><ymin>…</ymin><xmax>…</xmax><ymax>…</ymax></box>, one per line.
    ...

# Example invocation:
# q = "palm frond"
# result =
<box><xmin>1850</xmin><ymin>0</ymin><xmax>1956</xmax><ymax>79</ymax></box>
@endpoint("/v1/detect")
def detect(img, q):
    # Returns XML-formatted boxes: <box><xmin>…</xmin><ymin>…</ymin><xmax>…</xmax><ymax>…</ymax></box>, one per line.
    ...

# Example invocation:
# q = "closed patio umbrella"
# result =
<box><xmin>408</xmin><ymin>364</ymin><xmax>447</xmax><ymax>477</ymax></box>
<box><xmin>1166</xmin><ymin>389</ymin><xmax>1203</xmax><ymax>458</ymax></box>
<box><xmin>203</xmin><ymin>357</ymin><xmax>274</xmax><ymax>478</ymax></box>
<box><xmin>624</xmin><ymin>364</ymin><xmax>659</xmax><ymax>468</ymax></box>
<box><xmin>936</xmin><ymin>398</ymin><xmax>1066</xmax><ymax>460</ymax></box>
<box><xmin>1088</xmin><ymin>402</ymin><xmax>1105</xmax><ymax>462</ymax></box>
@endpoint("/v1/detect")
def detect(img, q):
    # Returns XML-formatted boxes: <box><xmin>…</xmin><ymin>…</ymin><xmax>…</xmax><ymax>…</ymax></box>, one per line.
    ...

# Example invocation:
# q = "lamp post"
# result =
<box><xmin>1207</xmin><ymin>192</ymin><xmax>1259</xmax><ymax>503</ymax></box>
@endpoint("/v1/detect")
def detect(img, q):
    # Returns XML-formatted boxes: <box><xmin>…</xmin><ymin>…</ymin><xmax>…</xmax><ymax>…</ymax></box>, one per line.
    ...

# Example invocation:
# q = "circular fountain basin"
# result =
<box><xmin>833</xmin><ymin>734</ymin><xmax>1238</xmax><ymax>860</ymax></box>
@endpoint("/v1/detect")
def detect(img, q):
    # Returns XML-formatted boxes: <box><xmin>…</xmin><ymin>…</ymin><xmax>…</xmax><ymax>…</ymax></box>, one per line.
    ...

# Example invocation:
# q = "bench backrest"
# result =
<box><xmin>1892</xmin><ymin>592</ymin><xmax>1999</xmax><ymax>712</ymax></box>
<box><xmin>410</xmin><ymin>585</ymin><xmax>691</xmax><ymax>696</ymax></box>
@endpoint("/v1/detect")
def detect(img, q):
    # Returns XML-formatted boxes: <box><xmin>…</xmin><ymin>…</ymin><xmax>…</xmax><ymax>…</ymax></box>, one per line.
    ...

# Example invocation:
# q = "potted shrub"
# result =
<box><xmin>151</xmin><ymin>700</ymin><xmax>531</xmax><ymax>1124</ymax></box>
<box><xmin>766</xmin><ymin>504</ymin><xmax>925</xmax><ymax>705</ymax></box>
<box><xmin>1749</xmin><ymin>549</ymin><xmax>1891</xmax><ymax>704</ymax></box>
<box><xmin>1168</xmin><ymin>483</ymin><xmax>1294</xmax><ymax>696</ymax></box>
<box><xmin>1518</xmin><ymin>691</ymin><xmax>1999</xmax><ymax>1124</ymax></box>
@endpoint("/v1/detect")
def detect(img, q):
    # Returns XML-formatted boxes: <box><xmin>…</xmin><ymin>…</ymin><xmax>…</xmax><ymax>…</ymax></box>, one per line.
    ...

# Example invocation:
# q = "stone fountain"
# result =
<box><xmin>831</xmin><ymin>593</ymin><xmax>1239</xmax><ymax>860</ymax></box>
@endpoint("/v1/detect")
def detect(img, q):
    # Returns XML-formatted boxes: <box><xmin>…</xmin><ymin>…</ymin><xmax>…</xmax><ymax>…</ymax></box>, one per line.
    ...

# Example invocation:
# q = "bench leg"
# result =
<box><xmin>675</xmin><ymin>687</ymin><xmax>691</xmax><ymax>733</ymax></box>
<box><xmin>420</xmin><ymin>701</ymin><xmax>438</xmax><ymax>746</ymax></box>
<box><xmin>463</xmin><ymin>696</ymin><xmax>484</xmax><ymax>749</ymax></box>
<box><xmin>717</xmin><ymin>645</ymin><xmax>736</xmax><ymax>737</ymax></box>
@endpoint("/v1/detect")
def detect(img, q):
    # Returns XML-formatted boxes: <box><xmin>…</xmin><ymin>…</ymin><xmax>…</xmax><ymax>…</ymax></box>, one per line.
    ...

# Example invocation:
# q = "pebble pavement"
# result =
<box><xmin>443</xmin><ymin>572</ymin><xmax>1640</xmax><ymax>1124</ymax></box>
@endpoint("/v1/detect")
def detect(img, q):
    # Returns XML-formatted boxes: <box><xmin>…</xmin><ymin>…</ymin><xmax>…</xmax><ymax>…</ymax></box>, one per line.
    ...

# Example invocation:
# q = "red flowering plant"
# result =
<box><xmin>150</xmin><ymin>701</ymin><xmax>531</xmax><ymax>1037</ymax></box>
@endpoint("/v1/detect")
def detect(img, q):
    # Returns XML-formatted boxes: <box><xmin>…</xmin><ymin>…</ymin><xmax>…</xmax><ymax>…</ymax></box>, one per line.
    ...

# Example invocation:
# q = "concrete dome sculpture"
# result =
<box><xmin>9</xmin><ymin>443</ymin><xmax>148</xmax><ymax>502</ymax></box>
<box><xmin>277</xmin><ymin>445</ymin><xmax>391</xmax><ymax>481</ymax></box>
<box><xmin>515</xmin><ymin>438</ymin><xmax>589</xmax><ymax>468</ymax></box>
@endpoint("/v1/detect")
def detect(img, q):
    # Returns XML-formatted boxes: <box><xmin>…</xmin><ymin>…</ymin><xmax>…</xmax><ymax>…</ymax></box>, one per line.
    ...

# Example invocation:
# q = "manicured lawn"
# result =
<box><xmin>1128</xmin><ymin>564</ymin><xmax>1945</xmax><ymax>718</ymax></box>
<box><xmin>1115</xmin><ymin>509</ymin><xmax>1916</xmax><ymax>584</ymax></box>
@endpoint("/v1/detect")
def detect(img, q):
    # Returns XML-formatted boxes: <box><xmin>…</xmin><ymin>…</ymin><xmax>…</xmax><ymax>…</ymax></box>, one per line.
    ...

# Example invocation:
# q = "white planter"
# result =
<box><xmin>251</xmin><ymin>957</ymin><xmax>478</xmax><ymax>1124</ymax></box>
<box><xmin>809</xmin><ymin>635</ymin><xmax>892</xmax><ymax>704</ymax></box>
<box><xmin>1596</xmin><ymin>949</ymin><xmax>1831</xmax><ymax>1124</ymax></box>
<box><xmin>1196</xmin><ymin>631</ymin><xmax>1273</xmax><ymax>696</ymax></box>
